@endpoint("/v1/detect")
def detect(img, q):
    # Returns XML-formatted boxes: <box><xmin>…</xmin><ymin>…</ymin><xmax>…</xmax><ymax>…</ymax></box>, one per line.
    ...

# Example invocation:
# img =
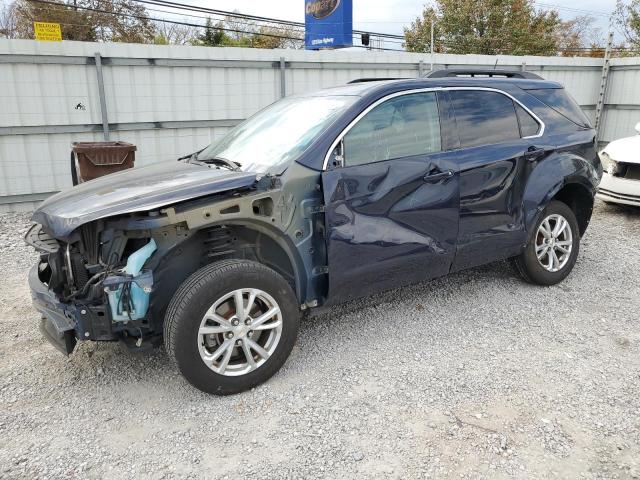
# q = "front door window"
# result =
<box><xmin>342</xmin><ymin>92</ymin><xmax>442</xmax><ymax>167</ymax></box>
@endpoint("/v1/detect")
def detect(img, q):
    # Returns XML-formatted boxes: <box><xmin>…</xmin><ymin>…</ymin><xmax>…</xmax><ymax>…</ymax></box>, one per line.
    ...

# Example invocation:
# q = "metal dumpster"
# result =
<box><xmin>71</xmin><ymin>141</ymin><xmax>136</xmax><ymax>185</ymax></box>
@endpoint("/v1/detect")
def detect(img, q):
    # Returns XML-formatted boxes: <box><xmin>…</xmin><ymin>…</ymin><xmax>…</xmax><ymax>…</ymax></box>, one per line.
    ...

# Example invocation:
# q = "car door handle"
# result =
<box><xmin>523</xmin><ymin>146</ymin><xmax>546</xmax><ymax>161</ymax></box>
<box><xmin>423</xmin><ymin>170</ymin><xmax>454</xmax><ymax>182</ymax></box>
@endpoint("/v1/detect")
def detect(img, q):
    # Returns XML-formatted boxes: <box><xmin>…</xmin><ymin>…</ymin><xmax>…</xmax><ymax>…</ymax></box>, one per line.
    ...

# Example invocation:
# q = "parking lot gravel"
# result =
<box><xmin>1</xmin><ymin>200</ymin><xmax>639</xmax><ymax>479</ymax></box>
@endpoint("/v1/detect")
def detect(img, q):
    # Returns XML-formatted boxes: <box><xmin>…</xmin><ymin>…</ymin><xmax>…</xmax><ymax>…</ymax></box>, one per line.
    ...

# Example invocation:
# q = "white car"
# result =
<box><xmin>597</xmin><ymin>122</ymin><xmax>640</xmax><ymax>207</ymax></box>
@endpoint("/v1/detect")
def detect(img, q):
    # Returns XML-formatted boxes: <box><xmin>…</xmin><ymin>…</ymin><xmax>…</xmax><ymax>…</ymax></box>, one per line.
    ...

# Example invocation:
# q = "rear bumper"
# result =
<box><xmin>596</xmin><ymin>173</ymin><xmax>640</xmax><ymax>207</ymax></box>
<box><xmin>29</xmin><ymin>264</ymin><xmax>77</xmax><ymax>354</ymax></box>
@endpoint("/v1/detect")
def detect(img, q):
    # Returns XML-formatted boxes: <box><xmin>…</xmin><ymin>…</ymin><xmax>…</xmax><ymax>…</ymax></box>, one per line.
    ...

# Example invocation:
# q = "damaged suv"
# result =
<box><xmin>27</xmin><ymin>70</ymin><xmax>602</xmax><ymax>395</ymax></box>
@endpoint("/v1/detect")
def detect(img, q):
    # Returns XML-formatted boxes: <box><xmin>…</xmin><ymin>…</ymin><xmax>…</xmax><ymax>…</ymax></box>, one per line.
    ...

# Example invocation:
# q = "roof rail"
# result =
<box><xmin>347</xmin><ymin>77</ymin><xmax>407</xmax><ymax>84</ymax></box>
<box><xmin>423</xmin><ymin>68</ymin><xmax>543</xmax><ymax>80</ymax></box>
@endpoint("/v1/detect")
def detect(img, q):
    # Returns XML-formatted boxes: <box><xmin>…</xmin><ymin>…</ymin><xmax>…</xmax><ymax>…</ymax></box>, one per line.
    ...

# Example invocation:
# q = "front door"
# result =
<box><xmin>321</xmin><ymin>91</ymin><xmax>460</xmax><ymax>304</ymax></box>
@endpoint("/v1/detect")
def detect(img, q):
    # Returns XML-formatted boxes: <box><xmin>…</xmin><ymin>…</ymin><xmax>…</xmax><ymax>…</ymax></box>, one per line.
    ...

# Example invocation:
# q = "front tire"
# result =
<box><xmin>164</xmin><ymin>259</ymin><xmax>300</xmax><ymax>395</ymax></box>
<box><xmin>512</xmin><ymin>200</ymin><xmax>580</xmax><ymax>286</ymax></box>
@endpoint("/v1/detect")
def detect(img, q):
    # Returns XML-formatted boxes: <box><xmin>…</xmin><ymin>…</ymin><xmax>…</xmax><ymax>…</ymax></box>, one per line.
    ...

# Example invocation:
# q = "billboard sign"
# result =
<box><xmin>305</xmin><ymin>0</ymin><xmax>353</xmax><ymax>50</ymax></box>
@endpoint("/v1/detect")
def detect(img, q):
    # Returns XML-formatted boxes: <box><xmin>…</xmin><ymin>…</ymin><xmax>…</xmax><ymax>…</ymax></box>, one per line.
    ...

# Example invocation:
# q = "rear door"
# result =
<box><xmin>321</xmin><ymin>91</ymin><xmax>460</xmax><ymax>304</ymax></box>
<box><xmin>446</xmin><ymin>88</ymin><xmax>548</xmax><ymax>271</ymax></box>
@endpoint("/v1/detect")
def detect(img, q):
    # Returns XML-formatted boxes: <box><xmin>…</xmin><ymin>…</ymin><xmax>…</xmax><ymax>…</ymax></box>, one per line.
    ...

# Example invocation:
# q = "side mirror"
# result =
<box><xmin>636</xmin><ymin>122</ymin><xmax>640</xmax><ymax>134</ymax></box>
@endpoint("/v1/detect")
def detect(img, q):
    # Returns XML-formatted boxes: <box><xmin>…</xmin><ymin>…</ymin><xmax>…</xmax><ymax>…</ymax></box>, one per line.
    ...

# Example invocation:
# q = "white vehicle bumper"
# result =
<box><xmin>596</xmin><ymin>172</ymin><xmax>640</xmax><ymax>207</ymax></box>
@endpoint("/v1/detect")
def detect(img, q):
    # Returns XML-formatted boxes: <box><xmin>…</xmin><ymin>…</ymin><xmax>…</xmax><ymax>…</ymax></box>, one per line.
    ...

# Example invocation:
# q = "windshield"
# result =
<box><xmin>197</xmin><ymin>95</ymin><xmax>356</xmax><ymax>173</ymax></box>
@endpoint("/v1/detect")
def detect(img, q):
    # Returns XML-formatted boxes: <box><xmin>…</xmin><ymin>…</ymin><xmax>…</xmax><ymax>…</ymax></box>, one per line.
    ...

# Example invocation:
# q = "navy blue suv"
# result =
<box><xmin>26</xmin><ymin>69</ymin><xmax>602</xmax><ymax>394</ymax></box>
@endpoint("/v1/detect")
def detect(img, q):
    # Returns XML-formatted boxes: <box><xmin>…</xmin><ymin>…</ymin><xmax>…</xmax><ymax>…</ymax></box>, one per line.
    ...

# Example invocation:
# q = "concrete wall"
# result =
<box><xmin>1</xmin><ymin>39</ymin><xmax>638</xmax><ymax>211</ymax></box>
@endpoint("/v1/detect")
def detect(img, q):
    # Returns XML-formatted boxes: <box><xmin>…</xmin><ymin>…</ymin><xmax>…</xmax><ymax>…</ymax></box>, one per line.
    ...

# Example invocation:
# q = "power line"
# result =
<box><xmin>534</xmin><ymin>2</ymin><xmax>612</xmax><ymax>17</ymax></box>
<box><xmin>142</xmin><ymin>0</ymin><xmax>608</xmax><ymax>51</ymax></box>
<box><xmin>125</xmin><ymin>1</ymin><xmax>407</xmax><ymax>47</ymax></box>
<box><xmin>139</xmin><ymin>5</ymin><xmax>306</xmax><ymax>35</ymax></box>
<box><xmin>25</xmin><ymin>0</ymin><xmax>411</xmax><ymax>50</ymax></box>
<box><xmin>136</xmin><ymin>0</ymin><xmax>620</xmax><ymax>47</ymax></box>
<box><xmin>131</xmin><ymin>0</ymin><xmax>410</xmax><ymax>52</ymax></box>
<box><xmin>133</xmin><ymin>0</ymin><xmax>406</xmax><ymax>40</ymax></box>
<box><xmin>134</xmin><ymin>0</ymin><xmax>306</xmax><ymax>34</ymax></box>
<box><xmin>136</xmin><ymin>0</ymin><xmax>305</xmax><ymax>29</ymax></box>
<box><xmin>26</xmin><ymin>0</ymin><xmax>631</xmax><ymax>55</ymax></box>
<box><xmin>27</xmin><ymin>0</ymin><xmax>305</xmax><ymax>41</ymax></box>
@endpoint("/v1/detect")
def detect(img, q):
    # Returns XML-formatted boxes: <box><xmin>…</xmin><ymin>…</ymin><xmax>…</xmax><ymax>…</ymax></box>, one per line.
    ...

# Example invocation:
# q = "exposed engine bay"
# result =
<box><xmin>27</xmin><ymin>220</ymin><xmax>161</xmax><ymax>351</ymax></box>
<box><xmin>25</xmin><ymin>163</ymin><xmax>328</xmax><ymax>355</ymax></box>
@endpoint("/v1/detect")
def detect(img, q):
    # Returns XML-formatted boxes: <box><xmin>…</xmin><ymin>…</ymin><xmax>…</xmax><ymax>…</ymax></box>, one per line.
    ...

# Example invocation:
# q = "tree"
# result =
<box><xmin>404</xmin><ymin>0</ymin><xmax>564</xmax><ymax>56</ymax></box>
<box><xmin>12</xmin><ymin>0</ymin><xmax>96</xmax><ymax>41</ymax></box>
<box><xmin>87</xmin><ymin>0</ymin><xmax>156</xmax><ymax>44</ymax></box>
<box><xmin>553</xmin><ymin>15</ymin><xmax>604</xmax><ymax>56</ymax></box>
<box><xmin>6</xmin><ymin>0</ymin><xmax>303</xmax><ymax>48</ymax></box>
<box><xmin>194</xmin><ymin>15</ymin><xmax>252</xmax><ymax>47</ymax></box>
<box><xmin>153</xmin><ymin>20</ymin><xmax>199</xmax><ymax>45</ymax></box>
<box><xmin>0</xmin><ymin>1</ymin><xmax>17</xmax><ymax>38</ymax></box>
<box><xmin>403</xmin><ymin>6</ymin><xmax>439</xmax><ymax>53</ymax></box>
<box><xmin>250</xmin><ymin>24</ymin><xmax>303</xmax><ymax>49</ymax></box>
<box><xmin>615</xmin><ymin>0</ymin><xmax>640</xmax><ymax>50</ymax></box>
<box><xmin>10</xmin><ymin>0</ymin><xmax>155</xmax><ymax>43</ymax></box>
<box><xmin>195</xmin><ymin>17</ymin><xmax>227</xmax><ymax>46</ymax></box>
<box><xmin>193</xmin><ymin>15</ymin><xmax>303</xmax><ymax>49</ymax></box>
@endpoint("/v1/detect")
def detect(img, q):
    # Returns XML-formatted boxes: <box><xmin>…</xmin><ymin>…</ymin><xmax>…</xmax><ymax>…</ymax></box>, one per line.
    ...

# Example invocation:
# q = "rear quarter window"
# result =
<box><xmin>515</xmin><ymin>103</ymin><xmax>541</xmax><ymax>137</ymax></box>
<box><xmin>526</xmin><ymin>88</ymin><xmax>592</xmax><ymax>129</ymax></box>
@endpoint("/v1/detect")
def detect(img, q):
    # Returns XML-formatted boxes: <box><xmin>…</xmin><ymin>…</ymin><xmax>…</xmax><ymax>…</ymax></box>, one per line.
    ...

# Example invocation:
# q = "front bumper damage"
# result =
<box><xmin>596</xmin><ymin>172</ymin><xmax>640</xmax><ymax>207</ymax></box>
<box><xmin>30</xmin><ymin>264</ymin><xmax>77</xmax><ymax>354</ymax></box>
<box><xmin>26</xmin><ymin>221</ymin><xmax>156</xmax><ymax>355</ymax></box>
<box><xmin>29</xmin><ymin>264</ymin><xmax>114</xmax><ymax>354</ymax></box>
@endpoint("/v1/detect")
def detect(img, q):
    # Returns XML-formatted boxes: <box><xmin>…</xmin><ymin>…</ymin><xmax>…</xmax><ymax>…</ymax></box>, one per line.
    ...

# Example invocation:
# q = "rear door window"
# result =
<box><xmin>526</xmin><ymin>88</ymin><xmax>591</xmax><ymax>128</ymax></box>
<box><xmin>450</xmin><ymin>90</ymin><xmax>520</xmax><ymax>148</ymax></box>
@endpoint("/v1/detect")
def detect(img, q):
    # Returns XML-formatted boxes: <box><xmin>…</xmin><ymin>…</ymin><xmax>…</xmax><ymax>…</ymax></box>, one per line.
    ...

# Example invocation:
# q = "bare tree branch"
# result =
<box><xmin>0</xmin><ymin>0</ymin><xmax>18</xmax><ymax>38</ymax></box>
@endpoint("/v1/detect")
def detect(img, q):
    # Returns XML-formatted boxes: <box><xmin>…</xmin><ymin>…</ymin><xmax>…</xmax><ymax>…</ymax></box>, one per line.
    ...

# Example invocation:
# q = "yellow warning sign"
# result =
<box><xmin>34</xmin><ymin>22</ymin><xmax>62</xmax><ymax>42</ymax></box>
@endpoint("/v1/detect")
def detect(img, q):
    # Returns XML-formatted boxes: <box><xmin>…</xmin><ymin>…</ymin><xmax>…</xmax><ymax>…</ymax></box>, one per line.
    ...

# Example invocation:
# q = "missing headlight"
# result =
<box><xmin>599</xmin><ymin>151</ymin><xmax>621</xmax><ymax>176</ymax></box>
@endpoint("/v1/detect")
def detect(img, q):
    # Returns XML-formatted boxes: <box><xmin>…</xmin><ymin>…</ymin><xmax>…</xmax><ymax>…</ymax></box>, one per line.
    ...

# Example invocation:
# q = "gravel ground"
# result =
<box><xmin>1</xmin><ymin>200</ymin><xmax>639</xmax><ymax>479</ymax></box>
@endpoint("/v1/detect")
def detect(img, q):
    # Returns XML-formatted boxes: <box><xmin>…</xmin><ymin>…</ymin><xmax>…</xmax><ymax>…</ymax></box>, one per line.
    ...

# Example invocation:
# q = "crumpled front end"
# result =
<box><xmin>29</xmin><ymin>264</ymin><xmax>79</xmax><ymax>355</ymax></box>
<box><xmin>26</xmin><ymin>221</ymin><xmax>159</xmax><ymax>354</ymax></box>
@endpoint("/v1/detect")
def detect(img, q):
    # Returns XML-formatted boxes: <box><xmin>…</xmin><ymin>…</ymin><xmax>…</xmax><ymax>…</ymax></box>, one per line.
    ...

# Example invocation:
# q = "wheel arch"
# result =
<box><xmin>522</xmin><ymin>153</ymin><xmax>597</xmax><ymax>237</ymax></box>
<box><xmin>149</xmin><ymin>219</ymin><xmax>307</xmax><ymax>332</ymax></box>
<box><xmin>221</xmin><ymin>218</ymin><xmax>308</xmax><ymax>300</ymax></box>
<box><xmin>550</xmin><ymin>182</ymin><xmax>594</xmax><ymax>236</ymax></box>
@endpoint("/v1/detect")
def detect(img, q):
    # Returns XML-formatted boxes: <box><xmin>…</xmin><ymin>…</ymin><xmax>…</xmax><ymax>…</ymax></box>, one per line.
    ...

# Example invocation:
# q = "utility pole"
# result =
<box><xmin>430</xmin><ymin>18</ymin><xmax>435</xmax><ymax>71</ymax></box>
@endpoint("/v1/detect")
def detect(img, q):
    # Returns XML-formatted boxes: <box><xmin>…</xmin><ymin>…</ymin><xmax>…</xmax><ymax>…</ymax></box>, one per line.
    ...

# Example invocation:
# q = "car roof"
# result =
<box><xmin>312</xmin><ymin>77</ymin><xmax>563</xmax><ymax>98</ymax></box>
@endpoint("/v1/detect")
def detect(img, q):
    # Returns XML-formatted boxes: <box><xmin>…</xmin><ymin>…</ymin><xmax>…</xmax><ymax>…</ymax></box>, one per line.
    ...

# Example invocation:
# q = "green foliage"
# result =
<box><xmin>2</xmin><ymin>1</ymin><xmax>300</xmax><ymax>49</ymax></box>
<box><xmin>193</xmin><ymin>16</ymin><xmax>301</xmax><ymax>49</ymax></box>
<box><xmin>10</xmin><ymin>0</ymin><xmax>156</xmax><ymax>43</ymax></box>
<box><xmin>196</xmin><ymin>17</ymin><xmax>226</xmax><ymax>46</ymax></box>
<box><xmin>153</xmin><ymin>34</ymin><xmax>169</xmax><ymax>45</ymax></box>
<box><xmin>404</xmin><ymin>0</ymin><xmax>563</xmax><ymax>56</ymax></box>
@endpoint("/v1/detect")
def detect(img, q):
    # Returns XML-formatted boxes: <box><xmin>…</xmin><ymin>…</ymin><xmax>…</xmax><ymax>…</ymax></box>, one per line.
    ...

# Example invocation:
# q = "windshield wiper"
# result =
<box><xmin>177</xmin><ymin>148</ymin><xmax>204</xmax><ymax>163</ymax></box>
<box><xmin>178</xmin><ymin>151</ymin><xmax>240</xmax><ymax>172</ymax></box>
<box><xmin>197</xmin><ymin>156</ymin><xmax>241</xmax><ymax>172</ymax></box>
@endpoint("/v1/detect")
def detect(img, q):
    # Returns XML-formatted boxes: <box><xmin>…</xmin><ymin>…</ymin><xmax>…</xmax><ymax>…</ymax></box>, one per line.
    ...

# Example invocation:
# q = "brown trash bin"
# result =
<box><xmin>71</xmin><ymin>141</ymin><xmax>136</xmax><ymax>184</ymax></box>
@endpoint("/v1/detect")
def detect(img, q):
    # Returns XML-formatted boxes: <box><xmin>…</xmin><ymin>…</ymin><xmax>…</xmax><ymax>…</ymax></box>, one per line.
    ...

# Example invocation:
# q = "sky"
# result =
<box><xmin>185</xmin><ymin>0</ymin><xmax>619</xmax><ymax>42</ymax></box>
<box><xmin>0</xmin><ymin>0</ymin><xmax>621</xmax><ymax>46</ymax></box>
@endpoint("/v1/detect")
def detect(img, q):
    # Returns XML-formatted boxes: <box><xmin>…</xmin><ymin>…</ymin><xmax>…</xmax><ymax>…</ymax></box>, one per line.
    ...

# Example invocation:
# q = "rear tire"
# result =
<box><xmin>512</xmin><ymin>200</ymin><xmax>580</xmax><ymax>286</ymax></box>
<box><xmin>164</xmin><ymin>259</ymin><xmax>300</xmax><ymax>395</ymax></box>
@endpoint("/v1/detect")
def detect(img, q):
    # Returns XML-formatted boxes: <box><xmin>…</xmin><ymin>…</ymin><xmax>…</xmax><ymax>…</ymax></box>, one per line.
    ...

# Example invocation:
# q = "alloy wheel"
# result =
<box><xmin>197</xmin><ymin>288</ymin><xmax>282</xmax><ymax>376</ymax></box>
<box><xmin>535</xmin><ymin>213</ymin><xmax>573</xmax><ymax>273</ymax></box>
